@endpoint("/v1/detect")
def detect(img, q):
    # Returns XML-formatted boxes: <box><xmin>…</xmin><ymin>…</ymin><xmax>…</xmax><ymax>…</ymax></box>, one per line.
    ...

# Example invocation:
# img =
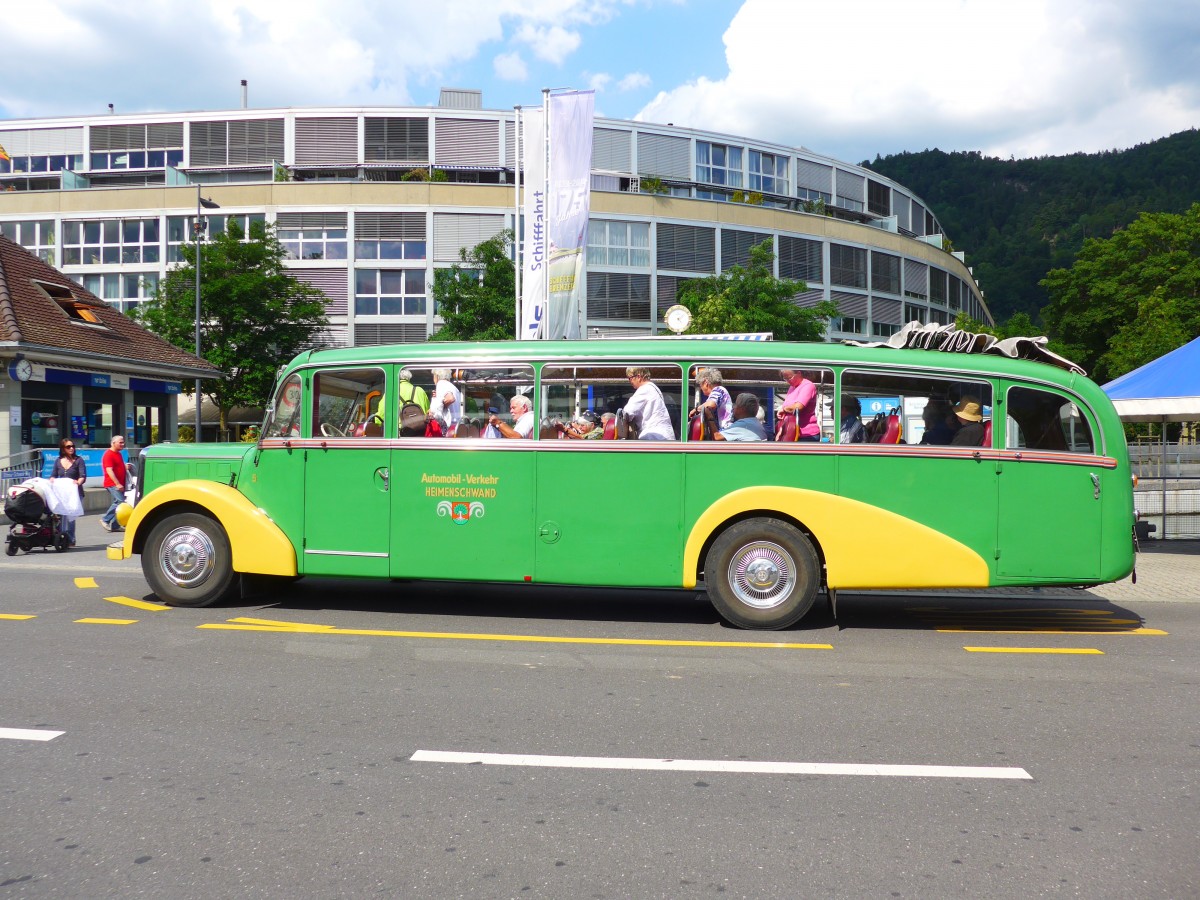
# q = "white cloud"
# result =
<box><xmin>494</xmin><ymin>52</ymin><xmax>529</xmax><ymax>82</ymax></box>
<box><xmin>636</xmin><ymin>0</ymin><xmax>1200</xmax><ymax>160</ymax></box>
<box><xmin>514</xmin><ymin>23</ymin><xmax>583</xmax><ymax>64</ymax></box>
<box><xmin>587</xmin><ymin>72</ymin><xmax>613</xmax><ymax>92</ymax></box>
<box><xmin>617</xmin><ymin>72</ymin><xmax>651</xmax><ymax>92</ymax></box>
<box><xmin>0</xmin><ymin>0</ymin><xmax>611</xmax><ymax>118</ymax></box>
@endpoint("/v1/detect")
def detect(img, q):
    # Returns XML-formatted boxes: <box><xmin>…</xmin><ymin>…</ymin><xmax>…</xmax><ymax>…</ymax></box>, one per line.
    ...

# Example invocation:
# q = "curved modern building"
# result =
<box><xmin>0</xmin><ymin>88</ymin><xmax>990</xmax><ymax>349</ymax></box>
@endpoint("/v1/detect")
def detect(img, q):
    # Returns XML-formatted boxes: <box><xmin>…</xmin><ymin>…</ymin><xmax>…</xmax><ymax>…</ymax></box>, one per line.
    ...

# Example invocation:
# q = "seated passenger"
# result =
<box><xmin>558</xmin><ymin>410</ymin><xmax>603</xmax><ymax>440</ymax></box>
<box><xmin>487</xmin><ymin>394</ymin><xmax>536</xmax><ymax>439</ymax></box>
<box><xmin>692</xmin><ymin>367</ymin><xmax>733</xmax><ymax>430</ymax></box>
<box><xmin>839</xmin><ymin>395</ymin><xmax>866</xmax><ymax>444</ymax></box>
<box><xmin>713</xmin><ymin>393</ymin><xmax>768</xmax><ymax>442</ymax></box>
<box><xmin>920</xmin><ymin>398</ymin><xmax>957</xmax><ymax>445</ymax></box>
<box><xmin>950</xmin><ymin>396</ymin><xmax>987</xmax><ymax>446</ymax></box>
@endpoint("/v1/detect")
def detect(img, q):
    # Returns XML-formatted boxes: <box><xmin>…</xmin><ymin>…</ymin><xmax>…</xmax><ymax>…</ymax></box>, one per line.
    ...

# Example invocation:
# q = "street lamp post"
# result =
<box><xmin>193</xmin><ymin>187</ymin><xmax>220</xmax><ymax>442</ymax></box>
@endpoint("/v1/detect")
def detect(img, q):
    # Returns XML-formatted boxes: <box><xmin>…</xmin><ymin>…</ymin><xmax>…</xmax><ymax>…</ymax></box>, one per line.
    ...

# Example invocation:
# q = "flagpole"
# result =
<box><xmin>513</xmin><ymin>106</ymin><xmax>522</xmax><ymax>340</ymax></box>
<box><xmin>542</xmin><ymin>87</ymin><xmax>550</xmax><ymax>338</ymax></box>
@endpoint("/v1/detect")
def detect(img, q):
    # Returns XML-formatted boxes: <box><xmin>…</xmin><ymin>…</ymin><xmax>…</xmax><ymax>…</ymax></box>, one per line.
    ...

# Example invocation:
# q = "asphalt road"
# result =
<box><xmin>2</xmin><ymin>520</ymin><xmax>1198</xmax><ymax>898</ymax></box>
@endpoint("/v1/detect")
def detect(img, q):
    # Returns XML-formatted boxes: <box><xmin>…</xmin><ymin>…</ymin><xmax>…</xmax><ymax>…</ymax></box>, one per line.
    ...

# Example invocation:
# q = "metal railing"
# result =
<box><xmin>0</xmin><ymin>449</ymin><xmax>42</xmax><ymax>493</ymax></box>
<box><xmin>1129</xmin><ymin>442</ymin><xmax>1200</xmax><ymax>540</ymax></box>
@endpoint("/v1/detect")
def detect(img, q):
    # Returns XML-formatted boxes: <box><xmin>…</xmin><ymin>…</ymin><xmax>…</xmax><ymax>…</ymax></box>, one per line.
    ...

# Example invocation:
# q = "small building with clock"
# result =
<box><xmin>1</xmin><ymin>234</ymin><xmax>216</xmax><ymax>468</ymax></box>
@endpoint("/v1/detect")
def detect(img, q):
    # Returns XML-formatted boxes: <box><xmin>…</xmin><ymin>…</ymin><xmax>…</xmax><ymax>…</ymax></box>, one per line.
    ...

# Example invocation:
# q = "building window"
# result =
<box><xmin>0</xmin><ymin>154</ymin><xmax>83</xmax><ymax>175</ymax></box>
<box><xmin>829</xmin><ymin>244</ymin><xmax>867</xmax><ymax>289</ymax></box>
<box><xmin>354</xmin><ymin>238</ymin><xmax>426</xmax><ymax>261</ymax></box>
<box><xmin>0</xmin><ymin>219</ymin><xmax>58</xmax><ymax>266</ymax></box>
<box><xmin>165</xmin><ymin>214</ymin><xmax>266</xmax><ymax>262</ymax></box>
<box><xmin>586</xmin><ymin>272</ymin><xmax>651</xmax><ymax>320</ymax></box>
<box><xmin>354</xmin><ymin>268</ymin><xmax>426</xmax><ymax>316</ymax></box>
<box><xmin>90</xmin><ymin>149</ymin><xmax>183</xmax><ymax>171</ymax></box>
<box><xmin>696</xmin><ymin>141</ymin><xmax>742</xmax><ymax>188</ymax></box>
<box><xmin>749</xmin><ymin>151</ymin><xmax>788</xmax><ymax>195</ymax></box>
<box><xmin>831</xmin><ymin>316</ymin><xmax>865</xmax><ymax>334</ymax></box>
<box><xmin>867</xmin><ymin>180</ymin><xmax>891</xmax><ymax>217</ymax></box>
<box><xmin>872</xmin><ymin>322</ymin><xmax>899</xmax><ymax>338</ymax></box>
<box><xmin>904</xmin><ymin>303</ymin><xmax>926</xmax><ymax>324</ymax></box>
<box><xmin>61</xmin><ymin>218</ymin><xmax>160</xmax><ymax>266</ymax></box>
<box><xmin>871</xmin><ymin>252</ymin><xmax>901</xmax><ymax>294</ymax></box>
<box><xmin>280</xmin><ymin>226</ymin><xmax>348</xmax><ymax>261</ymax></box>
<box><xmin>75</xmin><ymin>271</ymin><xmax>159</xmax><ymax>313</ymax></box>
<box><xmin>586</xmin><ymin>220</ymin><xmax>650</xmax><ymax>267</ymax></box>
<box><xmin>797</xmin><ymin>187</ymin><xmax>831</xmax><ymax>204</ymax></box>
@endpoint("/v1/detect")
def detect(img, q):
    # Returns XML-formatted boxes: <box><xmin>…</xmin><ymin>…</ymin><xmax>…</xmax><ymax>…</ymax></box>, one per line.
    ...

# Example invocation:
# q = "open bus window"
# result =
<box><xmin>541</xmin><ymin>364</ymin><xmax>683</xmax><ymax>439</ymax></box>
<box><xmin>262</xmin><ymin>374</ymin><xmax>303</xmax><ymax>438</ymax></box>
<box><xmin>313</xmin><ymin>368</ymin><xmax>386</xmax><ymax>438</ymax></box>
<box><xmin>685</xmin><ymin>365</ymin><xmax>833</xmax><ymax>441</ymax></box>
<box><xmin>841</xmin><ymin>370</ymin><xmax>992</xmax><ymax>445</ymax></box>
<box><xmin>1006</xmin><ymin>386</ymin><xmax>1094</xmax><ymax>453</ymax></box>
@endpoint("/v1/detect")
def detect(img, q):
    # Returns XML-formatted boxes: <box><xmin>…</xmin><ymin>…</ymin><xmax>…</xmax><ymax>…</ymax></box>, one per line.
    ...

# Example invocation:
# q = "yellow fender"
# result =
<box><xmin>107</xmin><ymin>480</ymin><xmax>297</xmax><ymax>577</ymax></box>
<box><xmin>683</xmin><ymin>486</ymin><xmax>989</xmax><ymax>590</ymax></box>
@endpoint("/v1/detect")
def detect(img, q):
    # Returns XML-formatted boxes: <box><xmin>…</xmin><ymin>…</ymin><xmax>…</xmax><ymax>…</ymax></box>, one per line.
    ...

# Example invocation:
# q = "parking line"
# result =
<box><xmin>410</xmin><ymin>750</ymin><xmax>1033</xmax><ymax>780</ymax></box>
<box><xmin>0</xmin><ymin>727</ymin><xmax>64</xmax><ymax>742</ymax></box>
<box><xmin>198</xmin><ymin>617</ymin><xmax>833</xmax><ymax>649</ymax></box>
<box><xmin>963</xmin><ymin>646</ymin><xmax>1103</xmax><ymax>655</ymax></box>
<box><xmin>104</xmin><ymin>596</ymin><xmax>170</xmax><ymax>611</ymax></box>
<box><xmin>74</xmin><ymin>618</ymin><xmax>138</xmax><ymax>625</ymax></box>
<box><xmin>74</xmin><ymin>577</ymin><xmax>98</xmax><ymax>589</ymax></box>
<box><xmin>0</xmin><ymin>614</ymin><xmax>36</xmax><ymax>620</ymax></box>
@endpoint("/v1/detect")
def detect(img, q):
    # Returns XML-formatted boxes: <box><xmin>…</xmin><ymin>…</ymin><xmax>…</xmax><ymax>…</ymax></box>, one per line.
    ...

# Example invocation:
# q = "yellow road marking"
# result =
<box><xmin>0</xmin><ymin>614</ymin><xmax>36</xmax><ymax>620</ymax></box>
<box><xmin>199</xmin><ymin>617</ymin><xmax>833</xmax><ymax>649</ymax></box>
<box><xmin>75</xmin><ymin>618</ymin><xmax>138</xmax><ymax>625</ymax></box>
<box><xmin>940</xmin><ymin>627</ymin><xmax>1166</xmax><ymax>635</ymax></box>
<box><xmin>104</xmin><ymin>596</ymin><xmax>171</xmax><ymax>611</ymax></box>
<box><xmin>74</xmin><ymin>577</ymin><xmax>98</xmax><ymax>589</ymax></box>
<box><xmin>964</xmin><ymin>646</ymin><xmax>1103</xmax><ymax>655</ymax></box>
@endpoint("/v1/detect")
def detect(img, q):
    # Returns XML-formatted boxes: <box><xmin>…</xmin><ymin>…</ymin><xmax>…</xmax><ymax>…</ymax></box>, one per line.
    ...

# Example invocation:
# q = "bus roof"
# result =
<box><xmin>295</xmin><ymin>338</ymin><xmax>1090</xmax><ymax>388</ymax></box>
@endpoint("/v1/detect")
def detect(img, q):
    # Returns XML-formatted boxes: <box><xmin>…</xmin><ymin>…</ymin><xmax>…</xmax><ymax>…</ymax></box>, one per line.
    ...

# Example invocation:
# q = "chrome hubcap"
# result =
<box><xmin>159</xmin><ymin>526</ymin><xmax>215</xmax><ymax>588</ymax></box>
<box><xmin>728</xmin><ymin>541</ymin><xmax>794</xmax><ymax>609</ymax></box>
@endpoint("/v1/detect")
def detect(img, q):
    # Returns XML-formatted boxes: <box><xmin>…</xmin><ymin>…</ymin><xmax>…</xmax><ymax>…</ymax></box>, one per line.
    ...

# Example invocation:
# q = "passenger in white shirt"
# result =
<box><xmin>623</xmin><ymin>367</ymin><xmax>676</xmax><ymax>441</ymax></box>
<box><xmin>429</xmin><ymin>368</ymin><xmax>463</xmax><ymax>434</ymax></box>
<box><xmin>488</xmin><ymin>394</ymin><xmax>536</xmax><ymax>439</ymax></box>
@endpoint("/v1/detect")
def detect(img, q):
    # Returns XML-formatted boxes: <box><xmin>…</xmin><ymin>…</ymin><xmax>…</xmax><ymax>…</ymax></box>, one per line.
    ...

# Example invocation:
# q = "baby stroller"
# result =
<box><xmin>4</xmin><ymin>482</ymin><xmax>69</xmax><ymax>555</ymax></box>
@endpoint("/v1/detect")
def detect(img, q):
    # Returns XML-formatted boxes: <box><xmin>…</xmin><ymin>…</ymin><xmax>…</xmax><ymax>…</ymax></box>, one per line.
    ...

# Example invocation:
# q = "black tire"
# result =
<box><xmin>4</xmin><ymin>541</ymin><xmax>16</xmax><ymax>557</ymax></box>
<box><xmin>141</xmin><ymin>512</ymin><xmax>237</xmax><ymax>608</ymax></box>
<box><xmin>55</xmin><ymin>534</ymin><xmax>69</xmax><ymax>552</ymax></box>
<box><xmin>704</xmin><ymin>518</ymin><xmax>821</xmax><ymax>630</ymax></box>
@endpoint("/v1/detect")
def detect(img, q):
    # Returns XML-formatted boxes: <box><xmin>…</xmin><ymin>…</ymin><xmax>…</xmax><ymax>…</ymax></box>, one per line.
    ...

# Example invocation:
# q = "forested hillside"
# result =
<box><xmin>864</xmin><ymin>129</ymin><xmax>1200</xmax><ymax>322</ymax></box>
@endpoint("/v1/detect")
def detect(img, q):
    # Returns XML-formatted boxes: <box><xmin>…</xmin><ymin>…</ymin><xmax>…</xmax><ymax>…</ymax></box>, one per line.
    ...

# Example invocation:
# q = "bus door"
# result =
<box><xmin>996</xmin><ymin>385</ymin><xmax>1102</xmax><ymax>579</ymax></box>
<box><xmin>532</xmin><ymin>364</ymin><xmax>686</xmax><ymax>587</ymax></box>
<box><xmin>303</xmin><ymin>366</ymin><xmax>392</xmax><ymax>578</ymax></box>
<box><xmin>388</xmin><ymin>365</ymin><xmax>537</xmax><ymax>584</ymax></box>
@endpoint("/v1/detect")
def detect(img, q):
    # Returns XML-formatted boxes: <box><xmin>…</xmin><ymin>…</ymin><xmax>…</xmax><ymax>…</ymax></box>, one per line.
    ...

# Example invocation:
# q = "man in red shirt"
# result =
<box><xmin>100</xmin><ymin>434</ymin><xmax>127</xmax><ymax>532</ymax></box>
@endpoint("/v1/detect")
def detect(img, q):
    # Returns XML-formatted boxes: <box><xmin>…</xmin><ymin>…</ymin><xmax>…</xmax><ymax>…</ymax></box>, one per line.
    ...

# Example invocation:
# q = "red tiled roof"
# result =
<box><xmin>0</xmin><ymin>235</ymin><xmax>218</xmax><ymax>375</ymax></box>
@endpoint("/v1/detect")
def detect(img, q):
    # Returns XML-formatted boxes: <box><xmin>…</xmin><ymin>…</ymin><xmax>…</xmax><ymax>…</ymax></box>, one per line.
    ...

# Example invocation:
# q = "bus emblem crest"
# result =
<box><xmin>437</xmin><ymin>500</ymin><xmax>485</xmax><ymax>524</ymax></box>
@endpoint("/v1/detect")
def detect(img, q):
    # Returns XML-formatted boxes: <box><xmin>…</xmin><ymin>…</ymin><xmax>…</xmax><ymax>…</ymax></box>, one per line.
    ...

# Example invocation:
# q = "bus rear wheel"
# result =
<box><xmin>142</xmin><ymin>512</ymin><xmax>237</xmax><ymax>608</ymax></box>
<box><xmin>704</xmin><ymin>518</ymin><xmax>820</xmax><ymax>630</ymax></box>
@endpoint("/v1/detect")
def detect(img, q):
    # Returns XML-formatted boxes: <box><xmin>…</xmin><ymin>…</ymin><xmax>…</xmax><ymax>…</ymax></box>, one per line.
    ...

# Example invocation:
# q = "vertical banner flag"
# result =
<box><xmin>519</xmin><ymin>108</ymin><xmax>547</xmax><ymax>339</ymax></box>
<box><xmin>545</xmin><ymin>90</ymin><xmax>595</xmax><ymax>340</ymax></box>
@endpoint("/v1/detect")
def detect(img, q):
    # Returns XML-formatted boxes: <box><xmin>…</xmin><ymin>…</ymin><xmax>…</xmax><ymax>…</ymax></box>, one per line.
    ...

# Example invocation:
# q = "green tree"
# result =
<box><xmin>676</xmin><ymin>239</ymin><xmax>839</xmax><ymax>341</ymax></box>
<box><xmin>136</xmin><ymin>218</ymin><xmax>329</xmax><ymax>438</ymax></box>
<box><xmin>1041</xmin><ymin>203</ymin><xmax>1200</xmax><ymax>381</ymax></box>
<box><xmin>430</xmin><ymin>229</ymin><xmax>517</xmax><ymax>341</ymax></box>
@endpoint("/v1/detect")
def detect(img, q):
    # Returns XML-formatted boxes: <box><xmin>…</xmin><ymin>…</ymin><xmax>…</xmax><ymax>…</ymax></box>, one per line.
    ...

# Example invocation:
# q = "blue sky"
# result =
<box><xmin>2</xmin><ymin>0</ymin><xmax>1197</xmax><ymax>163</ymax></box>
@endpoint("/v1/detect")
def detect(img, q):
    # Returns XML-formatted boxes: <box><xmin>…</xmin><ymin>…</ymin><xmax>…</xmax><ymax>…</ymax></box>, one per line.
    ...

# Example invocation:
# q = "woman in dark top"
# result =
<box><xmin>49</xmin><ymin>437</ymin><xmax>86</xmax><ymax>546</ymax></box>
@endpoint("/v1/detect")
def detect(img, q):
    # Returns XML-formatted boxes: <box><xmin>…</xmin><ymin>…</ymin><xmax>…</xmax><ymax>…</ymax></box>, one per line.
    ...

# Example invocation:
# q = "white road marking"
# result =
<box><xmin>0</xmin><ymin>727</ymin><xmax>65</xmax><ymax>742</ymax></box>
<box><xmin>410</xmin><ymin>750</ymin><xmax>1032</xmax><ymax>780</ymax></box>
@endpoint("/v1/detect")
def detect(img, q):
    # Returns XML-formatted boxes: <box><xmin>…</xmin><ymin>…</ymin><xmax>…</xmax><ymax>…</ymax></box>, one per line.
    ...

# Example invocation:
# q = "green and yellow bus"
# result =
<box><xmin>109</xmin><ymin>338</ymin><xmax>1136</xmax><ymax>629</ymax></box>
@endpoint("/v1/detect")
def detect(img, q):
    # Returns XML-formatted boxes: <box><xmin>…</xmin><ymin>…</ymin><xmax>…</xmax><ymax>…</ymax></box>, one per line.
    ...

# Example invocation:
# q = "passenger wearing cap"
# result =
<box><xmin>950</xmin><ymin>396</ymin><xmax>987</xmax><ymax>446</ymax></box>
<box><xmin>558</xmin><ymin>410</ymin><xmax>604</xmax><ymax>440</ymax></box>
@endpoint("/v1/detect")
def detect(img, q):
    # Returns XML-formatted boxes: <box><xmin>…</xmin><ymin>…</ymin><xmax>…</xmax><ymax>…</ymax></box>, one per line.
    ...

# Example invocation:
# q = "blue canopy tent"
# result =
<box><xmin>1103</xmin><ymin>335</ymin><xmax>1200</xmax><ymax>538</ymax></box>
<box><xmin>1102</xmin><ymin>334</ymin><xmax>1200</xmax><ymax>423</ymax></box>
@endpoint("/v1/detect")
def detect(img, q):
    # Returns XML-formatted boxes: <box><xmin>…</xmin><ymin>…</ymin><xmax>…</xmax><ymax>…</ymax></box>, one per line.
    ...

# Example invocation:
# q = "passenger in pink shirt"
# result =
<box><xmin>778</xmin><ymin>369</ymin><xmax>821</xmax><ymax>441</ymax></box>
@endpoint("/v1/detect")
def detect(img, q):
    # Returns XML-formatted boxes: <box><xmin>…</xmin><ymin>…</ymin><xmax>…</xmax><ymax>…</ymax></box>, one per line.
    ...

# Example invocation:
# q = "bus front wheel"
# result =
<box><xmin>704</xmin><ymin>518</ymin><xmax>820</xmax><ymax>629</ymax></box>
<box><xmin>142</xmin><ymin>512</ymin><xmax>237</xmax><ymax>608</ymax></box>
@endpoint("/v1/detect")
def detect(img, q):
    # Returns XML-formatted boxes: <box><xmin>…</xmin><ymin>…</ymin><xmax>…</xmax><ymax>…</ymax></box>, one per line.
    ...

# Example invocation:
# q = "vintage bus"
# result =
<box><xmin>109</xmin><ymin>338</ymin><xmax>1136</xmax><ymax>629</ymax></box>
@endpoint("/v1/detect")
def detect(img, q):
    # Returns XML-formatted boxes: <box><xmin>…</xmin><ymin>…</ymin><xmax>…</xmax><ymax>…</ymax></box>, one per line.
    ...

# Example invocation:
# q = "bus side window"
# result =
<box><xmin>314</xmin><ymin>368</ymin><xmax>387</xmax><ymax>439</ymax></box>
<box><xmin>840</xmin><ymin>370</ymin><xmax>992</xmax><ymax>446</ymax></box>
<box><xmin>263</xmin><ymin>374</ymin><xmax>303</xmax><ymax>438</ymax></box>
<box><xmin>1006</xmin><ymin>386</ymin><xmax>1094</xmax><ymax>453</ymax></box>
